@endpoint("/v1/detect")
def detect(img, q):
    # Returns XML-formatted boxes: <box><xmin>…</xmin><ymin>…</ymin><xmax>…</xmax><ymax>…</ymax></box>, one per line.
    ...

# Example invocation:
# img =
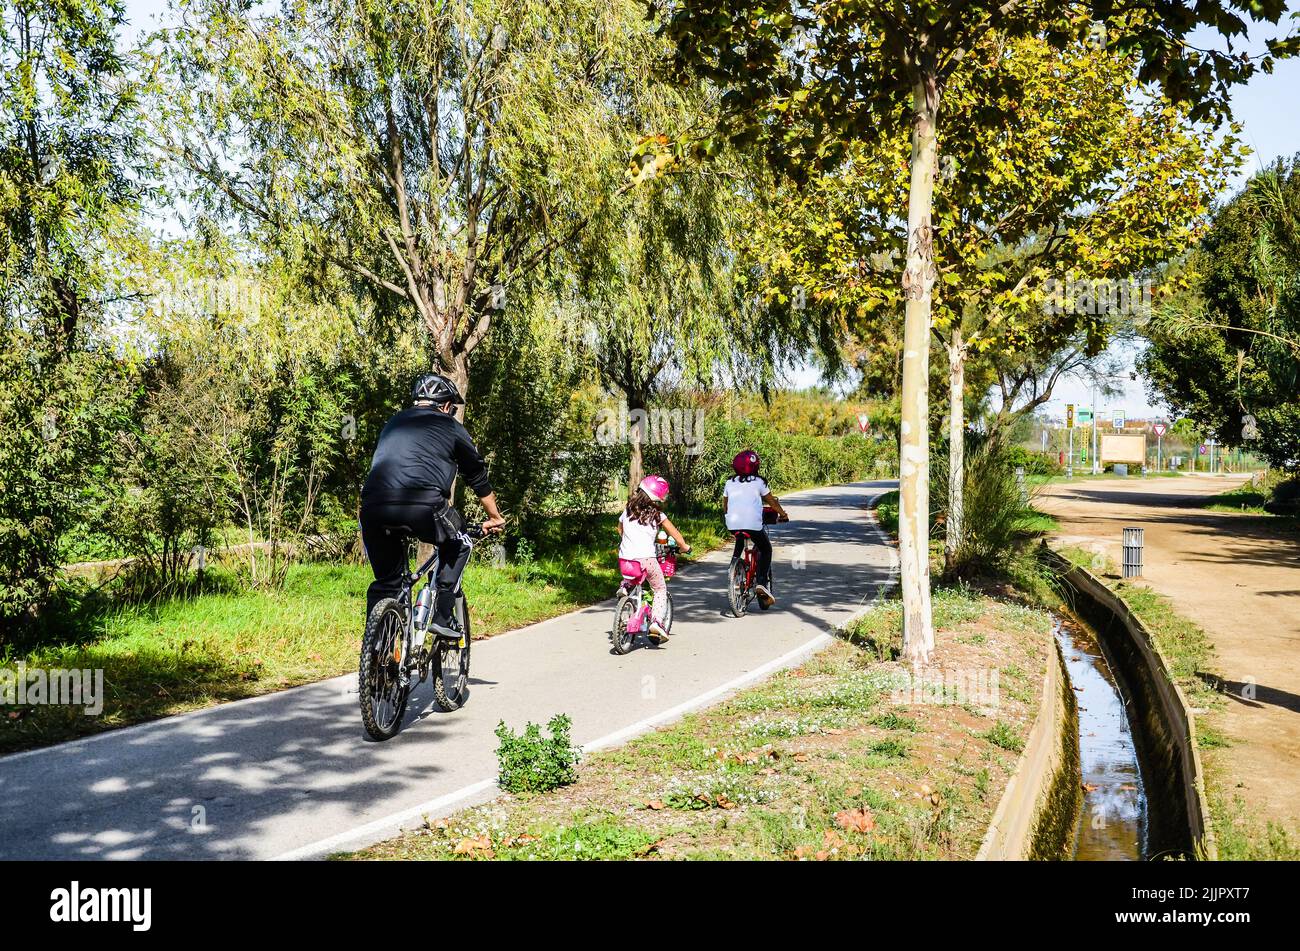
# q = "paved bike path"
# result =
<box><xmin>0</xmin><ymin>481</ymin><xmax>896</xmax><ymax>860</ymax></box>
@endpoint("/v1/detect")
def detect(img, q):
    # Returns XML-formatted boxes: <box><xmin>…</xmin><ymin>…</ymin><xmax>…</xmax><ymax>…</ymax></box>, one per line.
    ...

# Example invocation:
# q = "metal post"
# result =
<box><xmin>1091</xmin><ymin>390</ymin><xmax>1100</xmax><ymax>474</ymax></box>
<box><xmin>1015</xmin><ymin>466</ymin><xmax>1027</xmax><ymax>503</ymax></box>
<box><xmin>1067</xmin><ymin>427</ymin><xmax>1073</xmax><ymax>479</ymax></box>
<box><xmin>1122</xmin><ymin>527</ymin><xmax>1144</xmax><ymax>579</ymax></box>
<box><xmin>1157</xmin><ymin>434</ymin><xmax>1162</xmax><ymax>472</ymax></box>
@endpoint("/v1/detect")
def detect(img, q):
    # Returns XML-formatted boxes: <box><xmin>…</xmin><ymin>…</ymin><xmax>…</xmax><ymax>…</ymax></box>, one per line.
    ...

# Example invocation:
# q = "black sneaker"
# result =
<box><xmin>428</xmin><ymin>617</ymin><xmax>460</xmax><ymax>640</ymax></box>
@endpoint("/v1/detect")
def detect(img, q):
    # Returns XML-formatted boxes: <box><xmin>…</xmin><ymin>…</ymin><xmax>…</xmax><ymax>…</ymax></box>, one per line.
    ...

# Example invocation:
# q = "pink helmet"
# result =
<box><xmin>732</xmin><ymin>450</ymin><xmax>760</xmax><ymax>477</ymax></box>
<box><xmin>638</xmin><ymin>474</ymin><xmax>670</xmax><ymax>503</ymax></box>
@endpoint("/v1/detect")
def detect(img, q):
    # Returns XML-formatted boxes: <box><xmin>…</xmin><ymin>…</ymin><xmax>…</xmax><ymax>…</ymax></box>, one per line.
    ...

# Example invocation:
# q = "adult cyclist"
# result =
<box><xmin>359</xmin><ymin>373</ymin><xmax>505</xmax><ymax>638</ymax></box>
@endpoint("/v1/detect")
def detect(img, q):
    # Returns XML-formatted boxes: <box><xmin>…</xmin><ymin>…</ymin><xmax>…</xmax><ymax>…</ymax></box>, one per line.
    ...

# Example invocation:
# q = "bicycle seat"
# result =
<box><xmin>618</xmin><ymin>557</ymin><xmax>648</xmax><ymax>583</ymax></box>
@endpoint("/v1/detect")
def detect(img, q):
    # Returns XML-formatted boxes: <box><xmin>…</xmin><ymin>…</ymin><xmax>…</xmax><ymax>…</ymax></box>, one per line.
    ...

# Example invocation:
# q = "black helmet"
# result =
<box><xmin>412</xmin><ymin>373</ymin><xmax>464</xmax><ymax>407</ymax></box>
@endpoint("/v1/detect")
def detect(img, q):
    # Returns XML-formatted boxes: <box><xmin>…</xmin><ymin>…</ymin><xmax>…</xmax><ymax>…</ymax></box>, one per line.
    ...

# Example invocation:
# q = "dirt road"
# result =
<box><xmin>1039</xmin><ymin>474</ymin><xmax>1300</xmax><ymax>833</ymax></box>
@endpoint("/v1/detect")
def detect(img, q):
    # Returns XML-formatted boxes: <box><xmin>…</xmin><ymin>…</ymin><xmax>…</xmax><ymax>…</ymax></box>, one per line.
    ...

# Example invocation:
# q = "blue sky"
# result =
<box><xmin>121</xmin><ymin>1</ymin><xmax>1298</xmax><ymax>418</ymax></box>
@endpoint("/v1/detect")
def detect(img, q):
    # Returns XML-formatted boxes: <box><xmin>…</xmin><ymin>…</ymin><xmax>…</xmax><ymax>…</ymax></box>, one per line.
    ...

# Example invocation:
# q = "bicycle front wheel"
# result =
<box><xmin>433</xmin><ymin>593</ymin><xmax>472</xmax><ymax>711</ymax></box>
<box><xmin>359</xmin><ymin>598</ymin><xmax>411</xmax><ymax>740</ymax></box>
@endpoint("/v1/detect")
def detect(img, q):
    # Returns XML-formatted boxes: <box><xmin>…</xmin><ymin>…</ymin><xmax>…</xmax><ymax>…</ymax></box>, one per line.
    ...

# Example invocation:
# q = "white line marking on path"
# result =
<box><xmin>270</xmin><ymin>632</ymin><xmax>834</xmax><ymax>861</ymax></box>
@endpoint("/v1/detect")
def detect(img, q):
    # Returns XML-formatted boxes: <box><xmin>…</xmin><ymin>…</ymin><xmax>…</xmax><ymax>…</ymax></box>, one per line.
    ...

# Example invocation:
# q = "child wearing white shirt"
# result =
<box><xmin>723</xmin><ymin>450</ymin><xmax>789</xmax><ymax>607</ymax></box>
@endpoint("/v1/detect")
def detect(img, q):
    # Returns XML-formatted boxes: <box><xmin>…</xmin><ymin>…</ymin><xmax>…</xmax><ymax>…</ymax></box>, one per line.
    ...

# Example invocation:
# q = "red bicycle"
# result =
<box><xmin>727</xmin><ymin>507</ymin><xmax>787</xmax><ymax>617</ymax></box>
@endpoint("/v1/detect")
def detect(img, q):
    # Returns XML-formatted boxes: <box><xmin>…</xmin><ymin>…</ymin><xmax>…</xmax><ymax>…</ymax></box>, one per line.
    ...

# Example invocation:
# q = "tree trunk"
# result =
<box><xmin>944</xmin><ymin>327</ymin><xmax>965</xmax><ymax>575</ymax></box>
<box><xmin>445</xmin><ymin>348</ymin><xmax>471</xmax><ymax>424</ymax></box>
<box><xmin>898</xmin><ymin>73</ymin><xmax>939</xmax><ymax>665</ymax></box>
<box><xmin>628</xmin><ymin>393</ymin><xmax>646</xmax><ymax>494</ymax></box>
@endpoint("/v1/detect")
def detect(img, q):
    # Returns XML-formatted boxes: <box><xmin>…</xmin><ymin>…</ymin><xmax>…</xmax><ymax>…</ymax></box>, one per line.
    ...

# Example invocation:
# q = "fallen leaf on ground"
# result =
<box><xmin>452</xmin><ymin>835</ymin><xmax>493</xmax><ymax>857</ymax></box>
<box><xmin>644</xmin><ymin>800</ymin><xmax>665</xmax><ymax>810</ymax></box>
<box><xmin>834</xmin><ymin>808</ymin><xmax>877</xmax><ymax>835</ymax></box>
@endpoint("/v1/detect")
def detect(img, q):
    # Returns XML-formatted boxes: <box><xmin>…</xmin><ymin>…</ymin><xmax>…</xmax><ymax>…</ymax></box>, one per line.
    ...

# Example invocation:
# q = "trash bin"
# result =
<box><xmin>1122</xmin><ymin>527</ymin><xmax>1143</xmax><ymax>578</ymax></box>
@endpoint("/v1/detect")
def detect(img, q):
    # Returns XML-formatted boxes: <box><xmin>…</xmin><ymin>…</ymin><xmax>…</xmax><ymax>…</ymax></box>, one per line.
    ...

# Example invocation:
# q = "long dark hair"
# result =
<box><xmin>624</xmin><ymin>487</ymin><xmax>662</xmax><ymax>526</ymax></box>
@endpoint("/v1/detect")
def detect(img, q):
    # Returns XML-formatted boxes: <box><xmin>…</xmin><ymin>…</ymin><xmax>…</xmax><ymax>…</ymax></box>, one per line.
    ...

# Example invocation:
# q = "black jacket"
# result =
<box><xmin>361</xmin><ymin>407</ymin><xmax>493</xmax><ymax>507</ymax></box>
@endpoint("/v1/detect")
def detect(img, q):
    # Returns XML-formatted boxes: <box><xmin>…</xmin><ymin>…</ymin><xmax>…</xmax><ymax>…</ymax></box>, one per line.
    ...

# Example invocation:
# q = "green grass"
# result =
<box><xmin>1201</xmin><ymin>483</ymin><xmax>1274</xmax><ymax>515</ymax></box>
<box><xmin>983</xmin><ymin>721</ymin><xmax>1024</xmax><ymax>753</ymax></box>
<box><xmin>3</xmin><ymin>508</ymin><xmax>734</xmax><ymax>754</ymax></box>
<box><xmin>346</xmin><ymin>599</ymin><xmax>1052</xmax><ymax>862</ymax></box>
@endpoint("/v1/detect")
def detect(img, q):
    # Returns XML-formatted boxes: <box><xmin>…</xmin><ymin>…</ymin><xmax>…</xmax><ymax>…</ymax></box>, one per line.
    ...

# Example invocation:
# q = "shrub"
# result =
<box><xmin>1002</xmin><ymin>444</ymin><xmax>1063</xmax><ymax>476</ymax></box>
<box><xmin>943</xmin><ymin>442</ymin><xmax>1041</xmax><ymax>578</ymax></box>
<box><xmin>494</xmin><ymin>714</ymin><xmax>582</xmax><ymax>794</ymax></box>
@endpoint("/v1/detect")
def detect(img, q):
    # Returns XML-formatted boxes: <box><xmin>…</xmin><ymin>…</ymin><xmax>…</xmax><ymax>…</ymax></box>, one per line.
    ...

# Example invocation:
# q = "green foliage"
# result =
<box><xmin>1141</xmin><ymin>155</ymin><xmax>1300</xmax><ymax>470</ymax></box>
<box><xmin>983</xmin><ymin>720</ymin><xmax>1025</xmax><ymax>753</ymax></box>
<box><xmin>644</xmin><ymin>407</ymin><xmax>891</xmax><ymax>513</ymax></box>
<box><xmin>936</xmin><ymin>441</ymin><xmax>1042</xmax><ymax>578</ymax></box>
<box><xmin>1001</xmin><ymin>444</ymin><xmax>1063</xmax><ymax>477</ymax></box>
<box><xmin>494</xmin><ymin>714</ymin><xmax>582</xmax><ymax>794</ymax></box>
<box><xmin>467</xmin><ymin>299</ymin><xmax>620</xmax><ymax>527</ymax></box>
<box><xmin>0</xmin><ymin>340</ymin><xmax>131</xmax><ymax>631</ymax></box>
<box><xmin>0</xmin><ymin>0</ymin><xmax>147</xmax><ymax>629</ymax></box>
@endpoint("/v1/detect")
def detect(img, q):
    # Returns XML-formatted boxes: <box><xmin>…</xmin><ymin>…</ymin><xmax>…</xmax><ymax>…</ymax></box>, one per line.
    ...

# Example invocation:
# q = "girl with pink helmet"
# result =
<box><xmin>617</xmin><ymin>475</ymin><xmax>692</xmax><ymax>643</ymax></box>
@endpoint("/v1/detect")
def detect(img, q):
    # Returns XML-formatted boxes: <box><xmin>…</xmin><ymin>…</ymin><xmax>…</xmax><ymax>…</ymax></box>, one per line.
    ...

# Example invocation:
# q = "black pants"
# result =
<box><xmin>360</xmin><ymin>502</ymin><xmax>472</xmax><ymax>624</ymax></box>
<box><xmin>731</xmin><ymin>529</ymin><xmax>772</xmax><ymax>587</ymax></box>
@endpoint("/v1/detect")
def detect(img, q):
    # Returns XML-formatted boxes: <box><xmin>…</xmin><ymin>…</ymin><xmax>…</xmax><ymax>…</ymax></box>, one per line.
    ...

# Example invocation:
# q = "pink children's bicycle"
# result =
<box><xmin>609</xmin><ymin>532</ymin><xmax>677</xmax><ymax>655</ymax></box>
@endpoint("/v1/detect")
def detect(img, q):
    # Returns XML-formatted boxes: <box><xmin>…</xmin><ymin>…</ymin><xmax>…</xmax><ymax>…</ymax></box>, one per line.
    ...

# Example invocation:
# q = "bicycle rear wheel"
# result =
<box><xmin>433</xmin><ymin>593</ymin><xmax>472</xmax><ymax>711</ymax></box>
<box><xmin>610</xmin><ymin>594</ymin><xmax>637</xmax><ymax>655</ymax></box>
<box><xmin>728</xmin><ymin>560</ymin><xmax>749</xmax><ymax>617</ymax></box>
<box><xmin>359</xmin><ymin>598</ymin><xmax>411</xmax><ymax>740</ymax></box>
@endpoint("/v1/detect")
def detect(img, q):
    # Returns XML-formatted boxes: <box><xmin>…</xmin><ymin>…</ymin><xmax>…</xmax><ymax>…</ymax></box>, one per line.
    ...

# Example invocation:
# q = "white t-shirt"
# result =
<box><xmin>619</xmin><ymin>510</ymin><xmax>664</xmax><ymax>560</ymax></box>
<box><xmin>724</xmin><ymin>476</ymin><xmax>770</xmax><ymax>531</ymax></box>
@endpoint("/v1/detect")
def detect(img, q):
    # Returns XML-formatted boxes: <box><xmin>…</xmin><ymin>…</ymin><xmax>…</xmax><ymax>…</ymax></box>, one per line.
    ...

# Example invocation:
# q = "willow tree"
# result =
<box><xmin>581</xmin><ymin>154</ymin><xmax>764</xmax><ymax>490</ymax></box>
<box><xmin>146</xmin><ymin>0</ymin><xmax>683</xmax><ymax>400</ymax></box>
<box><xmin>658</xmin><ymin>0</ymin><xmax>1295</xmax><ymax>663</ymax></box>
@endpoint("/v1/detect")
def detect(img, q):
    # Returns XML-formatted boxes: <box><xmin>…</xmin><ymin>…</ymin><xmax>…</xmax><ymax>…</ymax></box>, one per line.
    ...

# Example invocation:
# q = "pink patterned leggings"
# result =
<box><xmin>637</xmin><ymin>557</ymin><xmax>668</xmax><ymax>624</ymax></box>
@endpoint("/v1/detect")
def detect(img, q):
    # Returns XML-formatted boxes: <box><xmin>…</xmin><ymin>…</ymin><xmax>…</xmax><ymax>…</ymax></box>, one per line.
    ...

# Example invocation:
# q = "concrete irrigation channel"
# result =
<box><xmin>981</xmin><ymin>550</ymin><xmax>1212</xmax><ymax>861</ymax></box>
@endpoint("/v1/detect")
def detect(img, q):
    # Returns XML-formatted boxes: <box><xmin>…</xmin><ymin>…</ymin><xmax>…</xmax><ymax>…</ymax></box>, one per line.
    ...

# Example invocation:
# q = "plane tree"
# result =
<box><xmin>655</xmin><ymin>0</ymin><xmax>1296</xmax><ymax>661</ymax></box>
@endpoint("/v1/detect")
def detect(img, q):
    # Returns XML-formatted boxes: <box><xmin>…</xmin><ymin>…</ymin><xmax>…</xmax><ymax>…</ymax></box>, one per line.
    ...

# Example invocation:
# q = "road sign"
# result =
<box><xmin>1112</xmin><ymin>410</ymin><xmax>1126</xmax><ymax>430</ymax></box>
<box><xmin>856</xmin><ymin>412</ymin><xmax>870</xmax><ymax>434</ymax></box>
<box><xmin>1152</xmin><ymin>422</ymin><xmax>1167</xmax><ymax>438</ymax></box>
<box><xmin>1066</xmin><ymin>404</ymin><xmax>1075</xmax><ymax>429</ymax></box>
<box><xmin>1077</xmin><ymin>407</ymin><xmax>1093</xmax><ymax>425</ymax></box>
<box><xmin>1198</xmin><ymin>443</ymin><xmax>1208</xmax><ymax>455</ymax></box>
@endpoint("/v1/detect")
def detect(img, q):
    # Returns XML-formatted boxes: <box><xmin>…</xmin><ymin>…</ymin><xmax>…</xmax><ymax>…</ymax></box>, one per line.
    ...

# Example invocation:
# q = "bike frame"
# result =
<box><xmin>397</xmin><ymin>528</ymin><xmax>482</xmax><ymax>657</ymax></box>
<box><xmin>734</xmin><ymin>531</ymin><xmax>761</xmax><ymax>592</ymax></box>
